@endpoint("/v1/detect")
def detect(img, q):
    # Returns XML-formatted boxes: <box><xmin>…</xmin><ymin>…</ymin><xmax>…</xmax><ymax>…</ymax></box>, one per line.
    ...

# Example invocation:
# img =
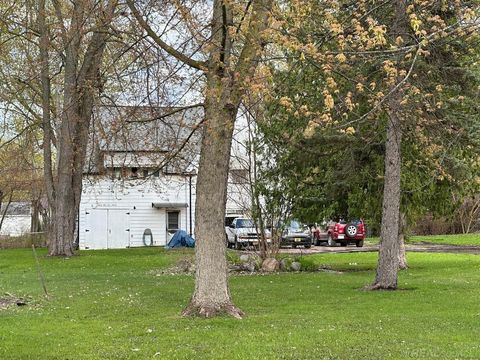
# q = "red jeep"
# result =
<box><xmin>313</xmin><ymin>219</ymin><xmax>366</xmax><ymax>247</ymax></box>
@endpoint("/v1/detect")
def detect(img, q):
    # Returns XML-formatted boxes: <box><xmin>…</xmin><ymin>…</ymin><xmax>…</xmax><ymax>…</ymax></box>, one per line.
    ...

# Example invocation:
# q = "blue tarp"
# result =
<box><xmin>166</xmin><ymin>230</ymin><xmax>195</xmax><ymax>248</ymax></box>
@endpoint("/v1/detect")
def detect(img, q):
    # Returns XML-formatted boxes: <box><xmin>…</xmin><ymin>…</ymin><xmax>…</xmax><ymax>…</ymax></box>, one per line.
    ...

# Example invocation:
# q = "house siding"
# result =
<box><xmin>79</xmin><ymin>175</ymin><xmax>196</xmax><ymax>249</ymax></box>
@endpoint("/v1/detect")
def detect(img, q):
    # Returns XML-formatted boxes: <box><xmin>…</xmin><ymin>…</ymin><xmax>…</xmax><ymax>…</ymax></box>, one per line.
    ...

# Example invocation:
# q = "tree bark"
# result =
<box><xmin>182</xmin><ymin>99</ymin><xmax>242</xmax><ymax>318</ymax></box>
<box><xmin>370</xmin><ymin>0</ymin><xmax>407</xmax><ymax>290</ymax></box>
<box><xmin>38</xmin><ymin>0</ymin><xmax>56</xmax><ymax>245</ymax></box>
<box><xmin>128</xmin><ymin>0</ymin><xmax>272</xmax><ymax>317</ymax></box>
<box><xmin>182</xmin><ymin>0</ymin><xmax>241</xmax><ymax>318</ymax></box>
<box><xmin>0</xmin><ymin>191</ymin><xmax>13</xmax><ymax>232</ymax></box>
<box><xmin>47</xmin><ymin>0</ymin><xmax>117</xmax><ymax>256</ymax></box>
<box><xmin>30</xmin><ymin>199</ymin><xmax>41</xmax><ymax>233</ymax></box>
<box><xmin>398</xmin><ymin>212</ymin><xmax>408</xmax><ymax>270</ymax></box>
<box><xmin>372</xmin><ymin>102</ymin><xmax>402</xmax><ymax>289</ymax></box>
<box><xmin>183</xmin><ymin>0</ymin><xmax>272</xmax><ymax>318</ymax></box>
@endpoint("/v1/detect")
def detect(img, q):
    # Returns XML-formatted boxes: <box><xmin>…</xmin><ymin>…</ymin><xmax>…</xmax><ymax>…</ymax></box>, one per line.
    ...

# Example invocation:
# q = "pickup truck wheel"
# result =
<box><xmin>356</xmin><ymin>240</ymin><xmax>364</xmax><ymax>247</ymax></box>
<box><xmin>305</xmin><ymin>244</ymin><xmax>311</xmax><ymax>249</ymax></box>
<box><xmin>226</xmin><ymin>234</ymin><xmax>230</xmax><ymax>248</ymax></box>
<box><xmin>327</xmin><ymin>235</ymin><xmax>335</xmax><ymax>247</ymax></box>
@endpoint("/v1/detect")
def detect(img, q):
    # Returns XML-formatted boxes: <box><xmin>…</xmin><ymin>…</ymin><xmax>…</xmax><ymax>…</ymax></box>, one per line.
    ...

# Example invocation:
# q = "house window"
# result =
<box><xmin>113</xmin><ymin>168</ymin><xmax>121</xmax><ymax>179</ymax></box>
<box><xmin>143</xmin><ymin>169</ymin><xmax>149</xmax><ymax>178</ymax></box>
<box><xmin>152</xmin><ymin>169</ymin><xmax>160</xmax><ymax>177</ymax></box>
<box><xmin>131</xmin><ymin>167</ymin><xmax>138</xmax><ymax>178</ymax></box>
<box><xmin>230</xmin><ymin>169</ymin><xmax>249</xmax><ymax>184</ymax></box>
<box><xmin>167</xmin><ymin>211</ymin><xmax>180</xmax><ymax>234</ymax></box>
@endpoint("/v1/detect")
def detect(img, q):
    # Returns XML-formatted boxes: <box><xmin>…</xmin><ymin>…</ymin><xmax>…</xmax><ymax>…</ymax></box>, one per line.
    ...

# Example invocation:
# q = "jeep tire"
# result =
<box><xmin>345</xmin><ymin>223</ymin><xmax>358</xmax><ymax>238</ymax></box>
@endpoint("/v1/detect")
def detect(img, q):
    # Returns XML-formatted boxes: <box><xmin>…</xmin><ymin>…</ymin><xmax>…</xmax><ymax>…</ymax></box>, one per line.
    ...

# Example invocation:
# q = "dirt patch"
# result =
<box><xmin>148</xmin><ymin>259</ymin><xmax>195</xmax><ymax>276</ymax></box>
<box><xmin>0</xmin><ymin>294</ymin><xmax>28</xmax><ymax>310</ymax></box>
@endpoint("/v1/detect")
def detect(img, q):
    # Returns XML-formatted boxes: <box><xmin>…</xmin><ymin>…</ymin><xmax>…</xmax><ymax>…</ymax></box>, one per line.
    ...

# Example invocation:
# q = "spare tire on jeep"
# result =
<box><xmin>345</xmin><ymin>223</ymin><xmax>358</xmax><ymax>238</ymax></box>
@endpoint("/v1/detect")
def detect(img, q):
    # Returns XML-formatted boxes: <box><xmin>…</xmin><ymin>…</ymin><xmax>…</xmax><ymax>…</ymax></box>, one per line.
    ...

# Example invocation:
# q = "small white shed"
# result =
<box><xmin>79</xmin><ymin>176</ymin><xmax>195</xmax><ymax>249</ymax></box>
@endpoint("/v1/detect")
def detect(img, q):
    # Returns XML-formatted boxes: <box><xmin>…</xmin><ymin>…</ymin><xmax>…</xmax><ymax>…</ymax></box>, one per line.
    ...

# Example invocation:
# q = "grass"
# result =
<box><xmin>366</xmin><ymin>233</ymin><xmax>480</xmax><ymax>246</ymax></box>
<box><xmin>1</xmin><ymin>245</ymin><xmax>480</xmax><ymax>359</ymax></box>
<box><xmin>0</xmin><ymin>233</ymin><xmax>47</xmax><ymax>249</ymax></box>
<box><xmin>406</xmin><ymin>233</ymin><xmax>480</xmax><ymax>246</ymax></box>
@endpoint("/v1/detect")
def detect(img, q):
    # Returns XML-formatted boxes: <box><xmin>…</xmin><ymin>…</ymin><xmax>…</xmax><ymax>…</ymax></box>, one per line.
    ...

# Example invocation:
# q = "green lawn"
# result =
<box><xmin>1</xmin><ymin>247</ymin><xmax>480</xmax><ymax>359</ymax></box>
<box><xmin>406</xmin><ymin>233</ymin><xmax>480</xmax><ymax>246</ymax></box>
<box><xmin>366</xmin><ymin>233</ymin><xmax>480</xmax><ymax>246</ymax></box>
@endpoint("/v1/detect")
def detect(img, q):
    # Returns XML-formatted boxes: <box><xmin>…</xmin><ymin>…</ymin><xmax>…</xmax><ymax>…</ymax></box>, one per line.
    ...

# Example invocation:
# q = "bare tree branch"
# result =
<box><xmin>126</xmin><ymin>0</ymin><xmax>207</xmax><ymax>71</ymax></box>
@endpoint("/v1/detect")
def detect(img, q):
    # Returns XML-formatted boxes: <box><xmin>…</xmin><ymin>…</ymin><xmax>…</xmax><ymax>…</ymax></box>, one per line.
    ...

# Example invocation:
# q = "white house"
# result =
<box><xmin>0</xmin><ymin>202</ymin><xmax>32</xmax><ymax>237</ymax></box>
<box><xmin>79</xmin><ymin>105</ymin><xmax>251</xmax><ymax>249</ymax></box>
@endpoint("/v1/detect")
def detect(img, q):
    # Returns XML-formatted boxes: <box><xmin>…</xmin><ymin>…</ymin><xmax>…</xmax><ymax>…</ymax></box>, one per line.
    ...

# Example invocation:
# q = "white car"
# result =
<box><xmin>225</xmin><ymin>217</ymin><xmax>270</xmax><ymax>249</ymax></box>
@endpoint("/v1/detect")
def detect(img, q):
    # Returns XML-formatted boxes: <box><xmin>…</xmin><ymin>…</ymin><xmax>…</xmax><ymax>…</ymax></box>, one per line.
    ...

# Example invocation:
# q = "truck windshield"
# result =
<box><xmin>236</xmin><ymin>219</ymin><xmax>255</xmax><ymax>228</ymax></box>
<box><xmin>288</xmin><ymin>220</ymin><xmax>301</xmax><ymax>229</ymax></box>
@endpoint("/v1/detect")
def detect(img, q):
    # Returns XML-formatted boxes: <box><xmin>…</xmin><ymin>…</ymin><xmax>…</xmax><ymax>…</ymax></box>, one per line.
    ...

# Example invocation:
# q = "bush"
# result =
<box><xmin>296</xmin><ymin>256</ymin><xmax>318</xmax><ymax>272</ymax></box>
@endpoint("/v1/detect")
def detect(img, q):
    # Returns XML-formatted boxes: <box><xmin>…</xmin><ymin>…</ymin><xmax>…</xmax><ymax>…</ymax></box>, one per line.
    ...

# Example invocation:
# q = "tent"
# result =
<box><xmin>166</xmin><ymin>230</ymin><xmax>195</xmax><ymax>248</ymax></box>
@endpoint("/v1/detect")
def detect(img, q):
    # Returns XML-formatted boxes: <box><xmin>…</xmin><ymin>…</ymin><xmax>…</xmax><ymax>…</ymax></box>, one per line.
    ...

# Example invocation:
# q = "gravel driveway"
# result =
<box><xmin>279</xmin><ymin>243</ymin><xmax>480</xmax><ymax>255</ymax></box>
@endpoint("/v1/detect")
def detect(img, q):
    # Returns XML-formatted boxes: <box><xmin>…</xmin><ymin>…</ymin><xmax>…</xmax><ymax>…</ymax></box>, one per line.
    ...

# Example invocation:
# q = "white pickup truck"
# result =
<box><xmin>225</xmin><ymin>217</ymin><xmax>269</xmax><ymax>249</ymax></box>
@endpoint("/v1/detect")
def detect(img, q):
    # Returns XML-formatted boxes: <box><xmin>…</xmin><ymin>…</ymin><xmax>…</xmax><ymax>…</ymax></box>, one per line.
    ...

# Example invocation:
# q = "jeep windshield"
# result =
<box><xmin>236</xmin><ymin>219</ymin><xmax>255</xmax><ymax>228</ymax></box>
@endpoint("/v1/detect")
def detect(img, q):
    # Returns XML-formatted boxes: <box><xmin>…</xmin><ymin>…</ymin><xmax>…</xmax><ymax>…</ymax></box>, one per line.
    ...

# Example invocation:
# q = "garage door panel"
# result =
<box><xmin>87</xmin><ymin>210</ymin><xmax>108</xmax><ymax>249</ymax></box>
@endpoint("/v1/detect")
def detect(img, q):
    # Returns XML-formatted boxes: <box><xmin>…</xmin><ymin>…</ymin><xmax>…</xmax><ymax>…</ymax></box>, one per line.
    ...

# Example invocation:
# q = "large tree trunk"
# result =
<box><xmin>372</xmin><ymin>102</ymin><xmax>402</xmax><ymax>289</ymax></box>
<box><xmin>46</xmin><ymin>1</ymin><xmax>117</xmax><ymax>256</ymax></box>
<box><xmin>182</xmin><ymin>0</ymin><xmax>240</xmax><ymax>314</ymax></box>
<box><xmin>127</xmin><ymin>0</ymin><xmax>272</xmax><ymax>317</ymax></box>
<box><xmin>183</xmin><ymin>98</ymin><xmax>242</xmax><ymax>318</ymax></box>
<box><xmin>49</xmin><ymin>116</ymin><xmax>82</xmax><ymax>256</ymax></box>
<box><xmin>370</xmin><ymin>0</ymin><xmax>407</xmax><ymax>290</ymax></box>
<box><xmin>182</xmin><ymin>0</ymin><xmax>272</xmax><ymax>318</ymax></box>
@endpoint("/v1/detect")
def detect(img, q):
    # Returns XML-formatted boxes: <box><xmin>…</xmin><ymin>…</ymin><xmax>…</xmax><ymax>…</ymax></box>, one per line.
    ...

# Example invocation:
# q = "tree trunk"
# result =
<box><xmin>372</xmin><ymin>103</ymin><xmax>402</xmax><ymax>289</ymax></box>
<box><xmin>182</xmin><ymin>99</ymin><xmax>243</xmax><ymax>319</ymax></box>
<box><xmin>370</xmin><ymin>0</ymin><xmax>407</xmax><ymax>290</ymax></box>
<box><xmin>181</xmin><ymin>0</ymin><xmax>272</xmax><ymax>318</ymax></box>
<box><xmin>46</xmin><ymin>1</ymin><xmax>117</xmax><ymax>256</ymax></box>
<box><xmin>398</xmin><ymin>212</ymin><xmax>408</xmax><ymax>270</ymax></box>
<box><xmin>180</xmin><ymin>0</ymin><xmax>270</xmax><ymax>318</ymax></box>
<box><xmin>0</xmin><ymin>191</ymin><xmax>13</xmax><ymax>232</ymax></box>
<box><xmin>30</xmin><ymin>199</ymin><xmax>41</xmax><ymax>233</ymax></box>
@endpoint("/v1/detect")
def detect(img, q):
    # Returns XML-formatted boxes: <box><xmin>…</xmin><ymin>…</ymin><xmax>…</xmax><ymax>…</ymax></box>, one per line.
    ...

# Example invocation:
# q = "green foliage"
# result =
<box><xmin>295</xmin><ymin>255</ymin><xmax>318</xmax><ymax>271</ymax></box>
<box><xmin>1</xmin><ymin>247</ymin><xmax>480</xmax><ymax>358</ymax></box>
<box><xmin>226</xmin><ymin>249</ymin><xmax>242</xmax><ymax>265</ymax></box>
<box><xmin>258</xmin><ymin>1</ymin><xmax>480</xmax><ymax>232</ymax></box>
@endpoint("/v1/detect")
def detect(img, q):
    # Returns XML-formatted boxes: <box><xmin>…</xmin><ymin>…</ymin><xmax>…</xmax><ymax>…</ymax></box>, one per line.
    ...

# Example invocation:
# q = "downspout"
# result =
<box><xmin>189</xmin><ymin>175</ymin><xmax>193</xmax><ymax>236</ymax></box>
<box><xmin>76</xmin><ymin>204</ymin><xmax>80</xmax><ymax>250</ymax></box>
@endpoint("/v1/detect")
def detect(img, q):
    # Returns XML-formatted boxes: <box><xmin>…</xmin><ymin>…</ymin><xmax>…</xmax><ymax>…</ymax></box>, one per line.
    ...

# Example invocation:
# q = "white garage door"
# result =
<box><xmin>86</xmin><ymin>209</ymin><xmax>130</xmax><ymax>249</ymax></box>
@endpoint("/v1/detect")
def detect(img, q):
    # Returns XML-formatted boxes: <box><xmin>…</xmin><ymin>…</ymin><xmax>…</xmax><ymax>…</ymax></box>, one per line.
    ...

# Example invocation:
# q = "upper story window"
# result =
<box><xmin>131</xmin><ymin>167</ymin><xmax>139</xmax><ymax>178</ymax></box>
